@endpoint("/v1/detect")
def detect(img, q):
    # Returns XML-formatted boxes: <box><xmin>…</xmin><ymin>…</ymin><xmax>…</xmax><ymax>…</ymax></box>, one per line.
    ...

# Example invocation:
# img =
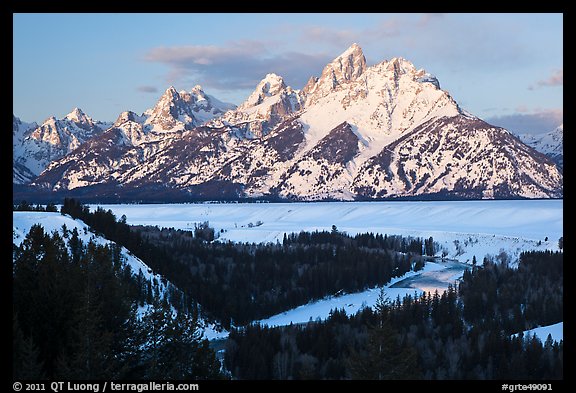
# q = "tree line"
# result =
<box><xmin>13</xmin><ymin>200</ymin><xmax>58</xmax><ymax>212</ymax></box>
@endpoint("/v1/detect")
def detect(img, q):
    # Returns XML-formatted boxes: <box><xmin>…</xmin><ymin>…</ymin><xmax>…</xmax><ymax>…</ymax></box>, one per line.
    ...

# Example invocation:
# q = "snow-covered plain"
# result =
<box><xmin>98</xmin><ymin>200</ymin><xmax>562</xmax><ymax>265</ymax></box>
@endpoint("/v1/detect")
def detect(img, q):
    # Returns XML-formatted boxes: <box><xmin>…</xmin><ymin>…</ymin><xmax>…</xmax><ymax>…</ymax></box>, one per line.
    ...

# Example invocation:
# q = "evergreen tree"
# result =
<box><xmin>137</xmin><ymin>296</ymin><xmax>224</xmax><ymax>379</ymax></box>
<box><xmin>13</xmin><ymin>316</ymin><xmax>45</xmax><ymax>379</ymax></box>
<box><xmin>349</xmin><ymin>289</ymin><xmax>419</xmax><ymax>379</ymax></box>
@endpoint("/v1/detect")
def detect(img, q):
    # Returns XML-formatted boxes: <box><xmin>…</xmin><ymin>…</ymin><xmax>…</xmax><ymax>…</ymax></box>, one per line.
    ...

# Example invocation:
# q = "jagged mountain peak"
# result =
<box><xmin>240</xmin><ymin>73</ymin><xmax>289</xmax><ymax>109</ymax></box>
<box><xmin>164</xmin><ymin>85</ymin><xmax>179</xmax><ymax>95</ymax></box>
<box><xmin>151</xmin><ymin>86</ymin><xmax>184</xmax><ymax>111</ymax></box>
<box><xmin>191</xmin><ymin>84</ymin><xmax>204</xmax><ymax>92</ymax></box>
<box><xmin>518</xmin><ymin>124</ymin><xmax>563</xmax><ymax>170</ymax></box>
<box><xmin>368</xmin><ymin>56</ymin><xmax>420</xmax><ymax>80</ymax></box>
<box><xmin>65</xmin><ymin>107</ymin><xmax>90</xmax><ymax>123</ymax></box>
<box><xmin>144</xmin><ymin>86</ymin><xmax>197</xmax><ymax>132</ymax></box>
<box><xmin>210</xmin><ymin>73</ymin><xmax>301</xmax><ymax>138</ymax></box>
<box><xmin>151</xmin><ymin>86</ymin><xmax>184</xmax><ymax>110</ymax></box>
<box><xmin>114</xmin><ymin>110</ymin><xmax>142</xmax><ymax>127</ymax></box>
<box><xmin>326</xmin><ymin>43</ymin><xmax>366</xmax><ymax>79</ymax></box>
<box><xmin>261</xmin><ymin>72</ymin><xmax>286</xmax><ymax>86</ymax></box>
<box><xmin>43</xmin><ymin>115</ymin><xmax>58</xmax><ymax>124</ymax></box>
<box><xmin>182</xmin><ymin>85</ymin><xmax>209</xmax><ymax>104</ymax></box>
<box><xmin>13</xmin><ymin>115</ymin><xmax>37</xmax><ymax>138</ymax></box>
<box><xmin>142</xmin><ymin>85</ymin><xmax>236</xmax><ymax>132</ymax></box>
<box><xmin>31</xmin><ymin>108</ymin><xmax>104</xmax><ymax>147</ymax></box>
<box><xmin>187</xmin><ymin>85</ymin><xmax>207</xmax><ymax>101</ymax></box>
<box><xmin>304</xmin><ymin>43</ymin><xmax>367</xmax><ymax>104</ymax></box>
<box><xmin>343</xmin><ymin>42</ymin><xmax>362</xmax><ymax>54</ymax></box>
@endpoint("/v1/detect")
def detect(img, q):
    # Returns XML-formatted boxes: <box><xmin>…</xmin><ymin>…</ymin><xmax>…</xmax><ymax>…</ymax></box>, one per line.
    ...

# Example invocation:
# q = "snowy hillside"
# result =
<box><xmin>514</xmin><ymin>322</ymin><xmax>563</xmax><ymax>343</ymax></box>
<box><xmin>12</xmin><ymin>211</ymin><xmax>228</xmax><ymax>340</ymax></box>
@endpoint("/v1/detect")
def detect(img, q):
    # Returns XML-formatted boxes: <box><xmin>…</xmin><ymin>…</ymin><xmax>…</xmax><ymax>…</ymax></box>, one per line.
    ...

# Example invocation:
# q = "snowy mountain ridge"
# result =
<box><xmin>208</xmin><ymin>72</ymin><xmax>303</xmax><ymax>138</ymax></box>
<box><xmin>13</xmin><ymin>85</ymin><xmax>237</xmax><ymax>182</ymax></box>
<box><xmin>142</xmin><ymin>85</ymin><xmax>235</xmax><ymax>133</ymax></box>
<box><xmin>15</xmin><ymin>44</ymin><xmax>563</xmax><ymax>201</ymax></box>
<box><xmin>13</xmin><ymin>109</ymin><xmax>110</xmax><ymax>184</ymax></box>
<box><xmin>518</xmin><ymin>124</ymin><xmax>563</xmax><ymax>170</ymax></box>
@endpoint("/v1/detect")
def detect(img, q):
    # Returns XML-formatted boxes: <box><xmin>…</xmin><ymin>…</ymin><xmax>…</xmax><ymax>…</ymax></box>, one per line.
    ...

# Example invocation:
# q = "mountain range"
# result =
<box><xmin>13</xmin><ymin>44</ymin><xmax>563</xmax><ymax>202</ymax></box>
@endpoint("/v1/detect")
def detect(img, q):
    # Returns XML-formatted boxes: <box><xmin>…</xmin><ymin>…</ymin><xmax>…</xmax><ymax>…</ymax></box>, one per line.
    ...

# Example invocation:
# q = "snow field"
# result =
<box><xmin>98</xmin><ymin>200</ymin><xmax>562</xmax><ymax>264</ymax></box>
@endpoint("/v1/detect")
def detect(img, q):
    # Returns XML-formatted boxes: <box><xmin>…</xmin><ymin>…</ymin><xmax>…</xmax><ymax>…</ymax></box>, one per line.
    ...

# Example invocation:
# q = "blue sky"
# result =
<box><xmin>13</xmin><ymin>13</ymin><xmax>562</xmax><ymax>134</ymax></box>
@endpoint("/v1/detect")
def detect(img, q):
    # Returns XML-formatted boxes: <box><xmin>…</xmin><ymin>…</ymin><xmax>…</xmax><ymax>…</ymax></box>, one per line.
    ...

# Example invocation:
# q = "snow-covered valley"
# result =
<box><xmin>97</xmin><ymin>200</ymin><xmax>562</xmax><ymax>334</ymax></box>
<box><xmin>255</xmin><ymin>260</ymin><xmax>463</xmax><ymax>328</ymax></box>
<box><xmin>14</xmin><ymin>199</ymin><xmax>563</xmax><ymax>340</ymax></box>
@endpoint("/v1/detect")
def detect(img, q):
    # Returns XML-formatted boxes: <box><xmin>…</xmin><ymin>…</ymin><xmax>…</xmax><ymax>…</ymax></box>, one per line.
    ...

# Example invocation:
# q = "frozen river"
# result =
<box><xmin>255</xmin><ymin>259</ymin><xmax>469</xmax><ymax>328</ymax></box>
<box><xmin>389</xmin><ymin>259</ymin><xmax>469</xmax><ymax>294</ymax></box>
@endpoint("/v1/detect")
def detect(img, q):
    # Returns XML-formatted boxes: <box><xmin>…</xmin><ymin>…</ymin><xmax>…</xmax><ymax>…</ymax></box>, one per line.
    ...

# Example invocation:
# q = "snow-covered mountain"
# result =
<box><xmin>208</xmin><ymin>73</ymin><xmax>302</xmax><ymax>138</ymax></box>
<box><xmin>18</xmin><ymin>44</ymin><xmax>563</xmax><ymax>201</ymax></box>
<box><xmin>143</xmin><ymin>85</ymin><xmax>235</xmax><ymax>133</ymax></box>
<box><xmin>13</xmin><ymin>109</ymin><xmax>109</xmax><ymax>184</ymax></box>
<box><xmin>101</xmin><ymin>84</ymin><xmax>235</xmax><ymax>145</ymax></box>
<box><xmin>13</xmin><ymin>115</ymin><xmax>38</xmax><ymax>184</ymax></box>
<box><xmin>518</xmin><ymin>124</ymin><xmax>563</xmax><ymax>170</ymax></box>
<box><xmin>13</xmin><ymin>86</ymin><xmax>236</xmax><ymax>186</ymax></box>
<box><xmin>352</xmin><ymin>116</ymin><xmax>562</xmax><ymax>199</ymax></box>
